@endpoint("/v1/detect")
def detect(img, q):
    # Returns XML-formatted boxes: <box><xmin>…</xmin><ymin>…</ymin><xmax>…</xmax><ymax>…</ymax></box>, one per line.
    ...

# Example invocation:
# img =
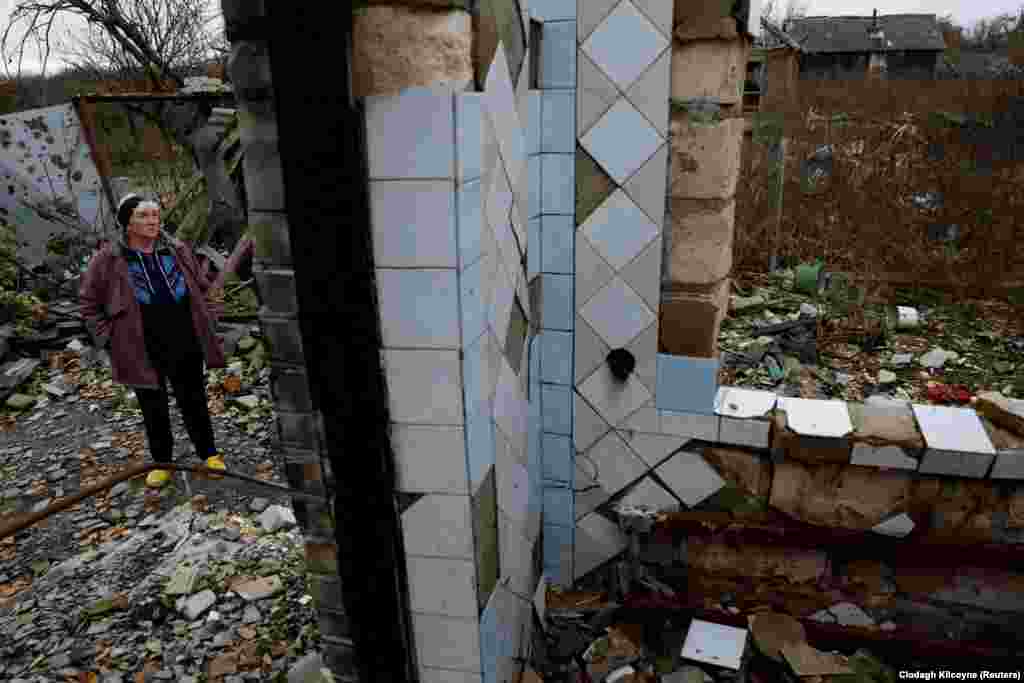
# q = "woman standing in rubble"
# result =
<box><xmin>79</xmin><ymin>193</ymin><xmax>250</xmax><ymax>488</ymax></box>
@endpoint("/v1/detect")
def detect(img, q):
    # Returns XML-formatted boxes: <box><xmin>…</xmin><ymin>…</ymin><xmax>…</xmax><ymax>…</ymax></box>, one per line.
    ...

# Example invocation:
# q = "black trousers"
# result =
<box><xmin>135</xmin><ymin>350</ymin><xmax>217</xmax><ymax>464</ymax></box>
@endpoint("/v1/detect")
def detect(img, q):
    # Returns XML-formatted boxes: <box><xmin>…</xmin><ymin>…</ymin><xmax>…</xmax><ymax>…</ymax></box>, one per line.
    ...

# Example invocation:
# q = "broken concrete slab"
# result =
<box><xmin>232</xmin><ymin>574</ymin><xmax>284</xmax><ymax>601</ymax></box>
<box><xmin>975</xmin><ymin>391</ymin><xmax>1024</xmax><ymax>437</ymax></box>
<box><xmin>872</xmin><ymin>513</ymin><xmax>915</xmax><ymax>537</ymax></box>
<box><xmin>913</xmin><ymin>404</ymin><xmax>996</xmax><ymax>478</ymax></box>
<box><xmin>181</xmin><ymin>589</ymin><xmax>217</xmax><ymax>620</ymax></box>
<box><xmin>770</xmin><ymin>461</ymin><xmax>910</xmax><ymax>530</ymax></box>
<box><xmin>919</xmin><ymin>348</ymin><xmax>958</xmax><ymax>369</ymax></box>
<box><xmin>771</xmin><ymin>410</ymin><xmax>852</xmax><ymax>465</ymax></box>
<box><xmin>680</xmin><ymin>618</ymin><xmax>747</xmax><ymax>670</ymax></box>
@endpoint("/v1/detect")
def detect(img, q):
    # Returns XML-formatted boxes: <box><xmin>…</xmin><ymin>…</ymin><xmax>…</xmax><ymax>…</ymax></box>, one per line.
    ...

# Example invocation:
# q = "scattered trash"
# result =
<box><xmin>889</xmin><ymin>305</ymin><xmax>919</xmax><ymax>330</ymax></box>
<box><xmin>681</xmin><ymin>619</ymin><xmax>747</xmax><ymax>670</ymax></box>
<box><xmin>919</xmin><ymin>348</ymin><xmax>958</xmax><ymax>369</ymax></box>
<box><xmin>925</xmin><ymin>382</ymin><xmax>972</xmax><ymax>405</ymax></box>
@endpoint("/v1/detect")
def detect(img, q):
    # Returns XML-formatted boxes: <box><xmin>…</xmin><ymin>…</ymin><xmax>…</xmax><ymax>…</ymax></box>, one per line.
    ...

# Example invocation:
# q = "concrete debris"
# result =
<box><xmin>975</xmin><ymin>391</ymin><xmax>1024</xmax><ymax>437</ymax></box>
<box><xmin>181</xmin><ymin>589</ymin><xmax>217</xmax><ymax>620</ymax></box>
<box><xmin>232</xmin><ymin>575</ymin><xmax>284</xmax><ymax>602</ymax></box>
<box><xmin>826</xmin><ymin>602</ymin><xmax>876</xmax><ymax>628</ymax></box>
<box><xmin>919</xmin><ymin>347</ymin><xmax>958</xmax><ymax>369</ymax></box>
<box><xmin>233</xmin><ymin>395</ymin><xmax>260</xmax><ymax>410</ymax></box>
<box><xmin>890</xmin><ymin>353</ymin><xmax>914</xmax><ymax>367</ymax></box>
<box><xmin>258</xmin><ymin>504</ymin><xmax>297</xmax><ymax>533</ymax></box>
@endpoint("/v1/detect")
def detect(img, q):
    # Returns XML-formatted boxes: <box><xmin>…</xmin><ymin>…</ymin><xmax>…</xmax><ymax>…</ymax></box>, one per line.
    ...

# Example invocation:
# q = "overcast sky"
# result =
<box><xmin>0</xmin><ymin>0</ymin><xmax>1021</xmax><ymax>75</ymax></box>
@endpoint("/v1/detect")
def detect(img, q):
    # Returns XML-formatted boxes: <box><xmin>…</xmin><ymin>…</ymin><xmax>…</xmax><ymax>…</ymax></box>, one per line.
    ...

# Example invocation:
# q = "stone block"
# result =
<box><xmin>260</xmin><ymin>316</ymin><xmax>305</xmax><ymax>364</ymax></box>
<box><xmin>249</xmin><ymin>211</ymin><xmax>292</xmax><ymax>267</ymax></box>
<box><xmin>228</xmin><ymin>40</ymin><xmax>272</xmax><ymax>94</ymax></box>
<box><xmin>718</xmin><ymin>416</ymin><xmax>771</xmax><ymax>449</ymax></box>
<box><xmin>239</xmin><ymin>121</ymin><xmax>286</xmax><ymax>214</ymax></box>
<box><xmin>659</xmin><ymin>280</ymin><xmax>729</xmax><ymax>358</ymax></box>
<box><xmin>991</xmin><ymin>450</ymin><xmax>1024</xmax><ymax>479</ymax></box>
<box><xmin>352</xmin><ymin>6</ymin><xmax>473</xmax><ymax>98</ymax></box>
<box><xmin>276</xmin><ymin>412</ymin><xmax>319</xmax><ymax>450</ymax></box>
<box><xmin>918</xmin><ymin>450</ymin><xmax>994</xmax><ymax>479</ymax></box>
<box><xmin>771</xmin><ymin>411</ymin><xmax>852</xmax><ymax>465</ymax></box>
<box><xmin>270</xmin><ymin>366</ymin><xmax>314</xmax><ymax>413</ymax></box>
<box><xmin>665</xmin><ymin>198</ymin><xmax>735</xmax><ymax>285</ymax></box>
<box><xmin>670</xmin><ymin>39</ymin><xmax>748</xmax><ymax>104</ymax></box>
<box><xmin>252</xmin><ymin>266</ymin><xmax>298</xmax><ymax>316</ymax></box>
<box><xmin>669</xmin><ymin>114</ymin><xmax>745</xmax><ymax>198</ymax></box>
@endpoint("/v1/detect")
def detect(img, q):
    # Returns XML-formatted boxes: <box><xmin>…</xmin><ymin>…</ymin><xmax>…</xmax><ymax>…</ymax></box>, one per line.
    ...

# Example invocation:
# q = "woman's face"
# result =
<box><xmin>128</xmin><ymin>203</ymin><xmax>161</xmax><ymax>242</ymax></box>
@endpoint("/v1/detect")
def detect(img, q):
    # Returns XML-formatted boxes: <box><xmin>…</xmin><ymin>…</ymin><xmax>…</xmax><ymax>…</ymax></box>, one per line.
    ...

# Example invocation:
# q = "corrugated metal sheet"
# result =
<box><xmin>789</xmin><ymin>14</ymin><xmax>946</xmax><ymax>54</ymax></box>
<box><xmin>0</xmin><ymin>103</ymin><xmax>113</xmax><ymax>268</ymax></box>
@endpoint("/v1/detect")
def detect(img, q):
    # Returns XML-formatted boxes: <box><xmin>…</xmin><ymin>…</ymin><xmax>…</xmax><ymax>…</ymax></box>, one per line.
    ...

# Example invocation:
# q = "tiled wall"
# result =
<box><xmin>367</xmin><ymin>2</ymin><xmax>543</xmax><ymax>680</ymax></box>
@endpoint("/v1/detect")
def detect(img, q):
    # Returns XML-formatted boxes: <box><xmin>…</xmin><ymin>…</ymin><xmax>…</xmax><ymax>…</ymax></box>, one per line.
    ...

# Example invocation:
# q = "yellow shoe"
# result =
<box><xmin>146</xmin><ymin>469</ymin><xmax>172</xmax><ymax>488</ymax></box>
<box><xmin>206</xmin><ymin>454</ymin><xmax>226</xmax><ymax>480</ymax></box>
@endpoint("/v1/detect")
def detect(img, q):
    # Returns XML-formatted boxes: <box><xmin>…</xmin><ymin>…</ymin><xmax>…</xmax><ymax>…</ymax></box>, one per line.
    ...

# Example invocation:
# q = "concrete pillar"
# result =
<box><xmin>661</xmin><ymin>1</ymin><xmax>751</xmax><ymax>359</ymax></box>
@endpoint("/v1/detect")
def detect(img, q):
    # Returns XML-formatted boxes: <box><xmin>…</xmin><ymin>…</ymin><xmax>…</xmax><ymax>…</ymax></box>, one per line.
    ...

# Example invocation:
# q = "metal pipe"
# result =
<box><xmin>0</xmin><ymin>461</ymin><xmax>328</xmax><ymax>542</ymax></box>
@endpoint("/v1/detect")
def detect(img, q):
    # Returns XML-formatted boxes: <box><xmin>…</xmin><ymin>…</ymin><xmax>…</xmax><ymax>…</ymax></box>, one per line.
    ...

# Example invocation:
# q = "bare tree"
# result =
<box><xmin>0</xmin><ymin>0</ymin><xmax>245</xmax><ymax>256</ymax></box>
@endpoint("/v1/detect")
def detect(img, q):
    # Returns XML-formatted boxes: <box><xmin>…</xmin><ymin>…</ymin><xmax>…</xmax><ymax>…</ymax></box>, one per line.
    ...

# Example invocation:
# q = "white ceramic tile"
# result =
<box><xmin>484</xmin><ymin>44</ymin><xmax>527</xmax><ymax>189</ymax></box>
<box><xmin>542</xmin><ymin>90</ymin><xmax>576</xmax><ymax>154</ymax></box>
<box><xmin>511</xmin><ymin>198</ymin><xmax>527</xmax><ymax>262</ymax></box>
<box><xmin>625</xmin><ymin>320</ymin><xmax>658</xmax><ymax>395</ymax></box>
<box><xmin>574</xmin><ymin>314</ymin><xmax>611</xmax><ymax>386</ymax></box>
<box><xmin>778</xmin><ymin>398</ymin><xmax>853</xmax><ymax>438</ymax></box>
<box><xmin>622</xmin><ymin>142</ymin><xmax>669</xmax><ymax>229</ymax></box>
<box><xmin>497</xmin><ymin>443</ymin><xmax>531</xmax><ymax>524</ymax></box>
<box><xmin>495</xmin><ymin>358</ymin><xmax>528</xmax><ymax>451</ymax></box>
<box><xmin>575</xmin><ymin>512</ymin><xmax>628</xmax><ymax>580</ymax></box>
<box><xmin>583</xmin><ymin>431</ymin><xmax>649</xmax><ymax>497</ymax></box>
<box><xmin>539</xmin><ymin>20</ymin><xmax>577</xmax><ymax>89</ymax></box>
<box><xmin>619</xmin><ymin>401</ymin><xmax>659</xmax><ymax>433</ymax></box>
<box><xmin>377</xmin><ymin>269</ymin><xmax>460</xmax><ymax>349</ymax></box>
<box><xmin>625</xmin><ymin>47</ymin><xmax>671</xmax><ymax>138</ymax></box>
<box><xmin>486</xmin><ymin>164</ymin><xmax>514</xmax><ymax>248</ymax></box>
<box><xmin>534</xmin><ymin>576</ymin><xmax>548</xmax><ymax>624</ymax></box>
<box><xmin>583</xmin><ymin>0</ymin><xmax>668</xmax><ymax>92</ymax></box>
<box><xmin>619</xmin><ymin>240</ymin><xmax>663</xmax><ymax>325</ymax></box>
<box><xmin>371</xmin><ymin>180</ymin><xmax>457</xmax><ymax>268</ymax></box>
<box><xmin>574</xmin><ymin>458</ymin><xmax>606</xmax><ymax>520</ymax></box>
<box><xmin>581</xmin><ymin>189</ymin><xmax>659</xmax><ymax>272</ymax></box>
<box><xmin>681</xmin><ymin>620</ymin><xmax>747</xmax><ymax>670</ymax></box>
<box><xmin>871</xmin><ymin>513</ymin><xmax>915</xmax><ymax>538</ymax></box>
<box><xmin>578</xmin><ymin>364</ymin><xmax>652</xmax><ymax>429</ymax></box>
<box><xmin>850</xmin><ymin>444</ymin><xmax>918</xmax><ymax>470</ymax></box>
<box><xmin>715</xmin><ymin>387</ymin><xmax>778</xmax><ymax>419</ymax></box>
<box><xmin>659</xmin><ymin>411</ymin><xmax>719</xmax><ymax>441</ymax></box>
<box><xmin>912</xmin><ymin>404</ymin><xmax>996</xmax><ymax>454</ymax></box>
<box><xmin>458</xmin><ymin>179</ymin><xmax>484</xmax><ymax>270</ymax></box>
<box><xmin>621</xmin><ymin>476</ymin><xmax>678</xmax><ymax>510</ymax></box>
<box><xmin>580</xmin><ymin>276</ymin><xmax>656</xmax><ymax>350</ymax></box>
<box><xmin>499</xmin><ymin>512</ymin><xmax>535</xmax><ymax>598</ymax></box>
<box><xmin>419</xmin><ymin>667</ymin><xmax>482</xmax><ymax>683</ymax></box>
<box><xmin>541</xmin><ymin>214</ymin><xmax>574</xmax><ymax>274</ymax></box>
<box><xmin>581</xmin><ymin>97</ymin><xmax>664</xmax><ymax>186</ymax></box>
<box><xmin>578</xmin><ymin>0</ymin><xmax>619</xmax><ymax>42</ymax></box>
<box><xmin>456</xmin><ymin>93</ymin><xmax>484</xmax><ymax>182</ymax></box>
<box><xmin>406</xmin><ymin>556</ymin><xmax>478</xmax><ymax>618</ymax></box>
<box><xmin>402</xmin><ymin>494</ymin><xmax>475</xmax><ymax>559</ymax></box>
<box><xmin>412</xmin><ymin>613</ymin><xmax>481</xmax><ymax>672</ymax></box>
<box><xmin>488</xmin><ymin>259</ymin><xmax>517</xmax><ymax>346</ymax></box>
<box><xmin>632</xmin><ymin>0</ymin><xmax>673</xmax><ymax>38</ymax></box>
<box><xmin>575</xmin><ymin>392</ymin><xmax>612</xmax><ymax>454</ymax></box>
<box><xmin>578</xmin><ymin>49</ymin><xmax>620</xmax><ymax>137</ymax></box>
<box><xmin>718</xmin><ymin>417</ymin><xmax>769</xmax><ymax>449</ymax></box>
<box><xmin>657</xmin><ymin>451</ymin><xmax>725</xmax><ymax>507</ymax></box>
<box><xmin>525</xmin><ymin>91</ymin><xmax>542</xmax><ymax>157</ymax></box>
<box><xmin>541</xmin><ymin>154</ymin><xmax>575</xmax><ymax>216</ymax></box>
<box><xmin>394</xmin><ymin>424</ymin><xmax>469</xmax><ymax>494</ymax></box>
<box><xmin>576</xmin><ymin>231</ymin><xmax>616</xmax><ymax>309</ymax></box>
<box><xmin>482</xmin><ymin>105</ymin><xmax>501</xmax><ymax>188</ymax></box>
<box><xmin>384</xmin><ymin>350</ymin><xmax>464</xmax><ymax>425</ymax></box>
<box><xmin>621</xmin><ymin>432</ymin><xmax>686</xmax><ymax>468</ymax></box>
<box><xmin>460</xmin><ymin>258</ymin><xmax>487</xmax><ymax>349</ymax></box>
<box><xmin>366</xmin><ymin>89</ymin><xmax>455</xmax><ymax>179</ymax></box>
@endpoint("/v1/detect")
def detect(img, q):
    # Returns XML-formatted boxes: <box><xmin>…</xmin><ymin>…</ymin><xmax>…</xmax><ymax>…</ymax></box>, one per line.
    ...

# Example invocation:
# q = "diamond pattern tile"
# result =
<box><xmin>619</xmin><ymin>400</ymin><xmax>659</xmax><ymax>432</ymax></box>
<box><xmin>575</xmin><ymin>232</ymin><xmax>615</xmax><ymax>309</ymax></box>
<box><xmin>574</xmin><ymin>314</ymin><xmax>611</xmax><ymax>386</ymax></box>
<box><xmin>575</xmin><ymin>512</ymin><xmax>628</xmax><ymax>580</ymax></box>
<box><xmin>581</xmin><ymin>190</ymin><xmax>659</xmax><ymax>272</ymax></box>
<box><xmin>576</xmin><ymin>145</ymin><xmax>616</xmax><ymax>228</ymax></box>
<box><xmin>484</xmin><ymin>42</ymin><xmax>527</xmax><ymax>188</ymax></box>
<box><xmin>578</xmin><ymin>364</ymin><xmax>652</xmax><ymax>429</ymax></box>
<box><xmin>578</xmin><ymin>0</ymin><xmax>619</xmax><ymax>43</ymax></box>
<box><xmin>581</xmin><ymin>431</ymin><xmax>648</xmax><ymax>500</ymax></box>
<box><xmin>657</xmin><ymin>450</ymin><xmax>725</xmax><ymax>507</ymax></box>
<box><xmin>580</xmin><ymin>276</ymin><xmax>656</xmax><ymax>350</ymax></box>
<box><xmin>581</xmin><ymin>98</ymin><xmax>663</xmax><ymax>186</ymax></box>
<box><xmin>575</xmin><ymin>391</ymin><xmax>612</xmax><ymax>454</ymax></box>
<box><xmin>632</xmin><ymin>0</ymin><xmax>673</xmax><ymax>38</ymax></box>
<box><xmin>578</xmin><ymin>49</ymin><xmax>619</xmax><ymax>138</ymax></box>
<box><xmin>621</xmin><ymin>476</ymin><xmax>678</xmax><ymax>510</ymax></box>
<box><xmin>622</xmin><ymin>432</ymin><xmax>685</xmax><ymax>468</ymax></box>
<box><xmin>620</xmin><ymin>238</ymin><xmax>663</xmax><ymax>318</ymax></box>
<box><xmin>625</xmin><ymin>47</ymin><xmax>671</xmax><ymax>138</ymax></box>
<box><xmin>582</xmin><ymin>0</ymin><xmax>669</xmax><ymax>92</ymax></box>
<box><xmin>623</xmin><ymin>142</ymin><xmax>668</xmax><ymax>227</ymax></box>
<box><xmin>574</xmin><ymin>457</ymin><xmax>607</xmax><ymax>520</ymax></box>
<box><xmin>624</xmin><ymin>321</ymin><xmax>658</xmax><ymax>394</ymax></box>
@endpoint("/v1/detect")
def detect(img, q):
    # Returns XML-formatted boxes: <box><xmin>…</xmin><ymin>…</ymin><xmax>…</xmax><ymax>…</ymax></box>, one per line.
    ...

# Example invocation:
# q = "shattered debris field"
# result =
<box><xmin>719</xmin><ymin>268</ymin><xmax>1024</xmax><ymax>405</ymax></box>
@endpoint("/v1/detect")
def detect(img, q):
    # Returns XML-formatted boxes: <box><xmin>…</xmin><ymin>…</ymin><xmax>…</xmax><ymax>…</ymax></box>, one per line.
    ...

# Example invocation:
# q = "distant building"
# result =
<box><xmin>786</xmin><ymin>12</ymin><xmax>946</xmax><ymax>80</ymax></box>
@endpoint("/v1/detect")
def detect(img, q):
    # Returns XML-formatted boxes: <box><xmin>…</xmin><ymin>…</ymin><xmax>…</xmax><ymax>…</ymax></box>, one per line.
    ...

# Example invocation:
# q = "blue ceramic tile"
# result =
<box><xmin>377</xmin><ymin>269</ymin><xmax>460</xmax><ymax>349</ymax></box>
<box><xmin>532</xmin><ymin>0</ymin><xmax>577</xmax><ymax>21</ymax></box>
<box><xmin>543</xmin><ymin>523</ymin><xmax>573</xmax><ymax>583</ymax></box>
<box><xmin>525</xmin><ymin>91</ymin><xmax>542</xmax><ymax>157</ymax></box>
<box><xmin>541</xmin><ymin>154</ymin><xmax>575</xmax><ymax>216</ymax></box>
<box><xmin>365</xmin><ymin>89</ymin><xmax>455</xmax><ymax>179</ymax></box>
<box><xmin>528</xmin><ymin>156</ymin><xmax>542</xmax><ymax>219</ymax></box>
<box><xmin>541</xmin><ymin>214</ymin><xmax>574</xmax><ymax>274</ymax></box>
<box><xmin>540</xmin><ymin>274</ymin><xmax>574</xmax><ymax>332</ymax></box>
<box><xmin>460</xmin><ymin>259</ymin><xmax>486</xmax><ymax>348</ymax></box>
<box><xmin>527</xmin><ymin>217</ymin><xmax>541</xmax><ymax>280</ymax></box>
<box><xmin>540</xmin><ymin>330</ymin><xmax>573</xmax><ymax>385</ymax></box>
<box><xmin>543</xmin><ymin>485</ymin><xmax>573</xmax><ymax>528</ymax></box>
<box><xmin>457</xmin><ymin>178</ymin><xmax>484</xmax><ymax>270</ymax></box>
<box><xmin>464</xmin><ymin>335</ymin><xmax>495</xmax><ymax>489</ymax></box>
<box><xmin>542</xmin><ymin>434</ymin><xmax>573</xmax><ymax>483</ymax></box>
<box><xmin>542</xmin><ymin>384</ymin><xmax>572</xmax><ymax>435</ymax></box>
<box><xmin>539</xmin><ymin>21</ymin><xmax>577</xmax><ymax>89</ymax></box>
<box><xmin>655</xmin><ymin>353</ymin><xmax>720</xmax><ymax>415</ymax></box>
<box><xmin>456</xmin><ymin>93</ymin><xmax>483</xmax><ymax>182</ymax></box>
<box><xmin>542</xmin><ymin>91</ymin><xmax>576</xmax><ymax>154</ymax></box>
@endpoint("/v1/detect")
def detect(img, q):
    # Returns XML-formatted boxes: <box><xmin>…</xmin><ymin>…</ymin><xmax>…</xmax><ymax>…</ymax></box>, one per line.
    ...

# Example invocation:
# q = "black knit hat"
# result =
<box><xmin>117</xmin><ymin>194</ymin><xmax>144</xmax><ymax>230</ymax></box>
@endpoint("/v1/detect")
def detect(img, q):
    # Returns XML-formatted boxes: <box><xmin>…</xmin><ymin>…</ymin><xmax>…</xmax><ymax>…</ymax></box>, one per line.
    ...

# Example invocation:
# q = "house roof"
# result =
<box><xmin>788</xmin><ymin>14</ymin><xmax>946</xmax><ymax>53</ymax></box>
